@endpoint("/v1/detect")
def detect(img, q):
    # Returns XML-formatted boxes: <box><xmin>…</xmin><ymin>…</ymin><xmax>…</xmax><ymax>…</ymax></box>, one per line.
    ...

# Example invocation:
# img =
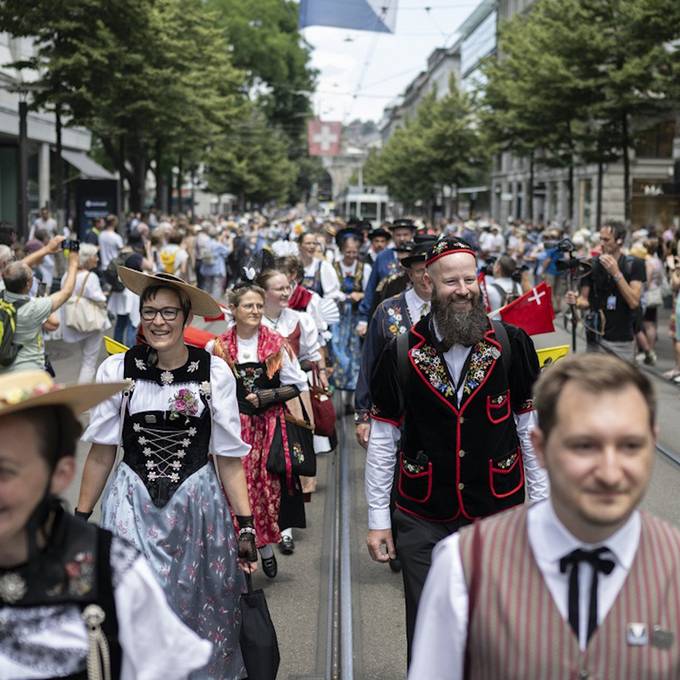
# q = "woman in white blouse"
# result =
<box><xmin>61</xmin><ymin>243</ymin><xmax>111</xmax><ymax>383</ymax></box>
<box><xmin>76</xmin><ymin>270</ymin><xmax>256</xmax><ymax>680</ymax></box>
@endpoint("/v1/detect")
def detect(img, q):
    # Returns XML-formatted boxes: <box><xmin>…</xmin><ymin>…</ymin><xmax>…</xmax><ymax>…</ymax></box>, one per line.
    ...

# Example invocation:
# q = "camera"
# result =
<box><xmin>61</xmin><ymin>239</ymin><xmax>80</xmax><ymax>252</ymax></box>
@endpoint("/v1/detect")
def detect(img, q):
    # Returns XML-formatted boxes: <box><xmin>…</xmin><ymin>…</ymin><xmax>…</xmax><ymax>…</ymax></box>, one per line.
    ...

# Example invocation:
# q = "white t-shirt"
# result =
<box><xmin>98</xmin><ymin>230</ymin><xmax>124</xmax><ymax>269</ymax></box>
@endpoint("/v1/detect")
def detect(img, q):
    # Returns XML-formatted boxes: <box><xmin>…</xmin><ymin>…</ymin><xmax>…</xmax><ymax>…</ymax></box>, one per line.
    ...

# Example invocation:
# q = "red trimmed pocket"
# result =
<box><xmin>398</xmin><ymin>453</ymin><xmax>433</xmax><ymax>504</ymax></box>
<box><xmin>488</xmin><ymin>448</ymin><xmax>524</xmax><ymax>499</ymax></box>
<box><xmin>486</xmin><ymin>390</ymin><xmax>511</xmax><ymax>424</ymax></box>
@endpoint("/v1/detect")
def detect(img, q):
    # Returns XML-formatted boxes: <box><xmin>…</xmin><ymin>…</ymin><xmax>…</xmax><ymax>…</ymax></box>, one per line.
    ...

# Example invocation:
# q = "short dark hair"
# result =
<box><xmin>496</xmin><ymin>255</ymin><xmax>517</xmax><ymax>278</ymax></box>
<box><xmin>602</xmin><ymin>221</ymin><xmax>627</xmax><ymax>244</ymax></box>
<box><xmin>20</xmin><ymin>405</ymin><xmax>83</xmax><ymax>469</ymax></box>
<box><xmin>3</xmin><ymin>261</ymin><xmax>31</xmax><ymax>293</ymax></box>
<box><xmin>139</xmin><ymin>284</ymin><xmax>191</xmax><ymax>324</ymax></box>
<box><xmin>534</xmin><ymin>353</ymin><xmax>656</xmax><ymax>439</ymax></box>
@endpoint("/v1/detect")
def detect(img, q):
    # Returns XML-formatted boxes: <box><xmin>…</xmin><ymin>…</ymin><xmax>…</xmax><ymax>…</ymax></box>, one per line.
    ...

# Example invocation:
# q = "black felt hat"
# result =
<box><xmin>402</xmin><ymin>239</ymin><xmax>437</xmax><ymax>268</ymax></box>
<box><xmin>368</xmin><ymin>227</ymin><xmax>391</xmax><ymax>241</ymax></box>
<box><xmin>390</xmin><ymin>218</ymin><xmax>416</xmax><ymax>231</ymax></box>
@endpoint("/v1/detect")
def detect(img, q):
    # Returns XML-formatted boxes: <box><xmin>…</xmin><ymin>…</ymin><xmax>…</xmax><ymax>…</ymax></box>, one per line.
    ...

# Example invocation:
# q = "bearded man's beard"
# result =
<box><xmin>431</xmin><ymin>288</ymin><xmax>489</xmax><ymax>348</ymax></box>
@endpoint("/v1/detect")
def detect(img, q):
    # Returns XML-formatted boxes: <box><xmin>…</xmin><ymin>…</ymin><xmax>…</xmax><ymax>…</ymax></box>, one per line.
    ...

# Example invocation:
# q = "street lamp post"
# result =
<box><xmin>18</xmin><ymin>98</ymin><xmax>29</xmax><ymax>241</ymax></box>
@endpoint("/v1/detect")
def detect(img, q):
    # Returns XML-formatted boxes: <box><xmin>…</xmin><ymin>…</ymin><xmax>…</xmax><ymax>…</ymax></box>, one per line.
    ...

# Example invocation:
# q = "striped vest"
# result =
<box><xmin>459</xmin><ymin>506</ymin><xmax>680</xmax><ymax>679</ymax></box>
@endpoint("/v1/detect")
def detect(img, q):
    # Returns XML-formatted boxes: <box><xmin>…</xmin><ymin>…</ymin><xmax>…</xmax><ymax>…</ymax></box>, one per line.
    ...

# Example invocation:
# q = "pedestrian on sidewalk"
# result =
<box><xmin>410</xmin><ymin>353</ymin><xmax>680</xmax><ymax>679</ymax></box>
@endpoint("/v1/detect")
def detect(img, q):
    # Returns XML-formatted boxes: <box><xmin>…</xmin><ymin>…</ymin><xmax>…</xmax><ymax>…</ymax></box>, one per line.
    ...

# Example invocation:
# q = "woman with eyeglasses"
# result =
<box><xmin>76</xmin><ymin>269</ymin><xmax>256</xmax><ymax>680</ymax></box>
<box><xmin>208</xmin><ymin>284</ymin><xmax>310</xmax><ymax>577</ymax></box>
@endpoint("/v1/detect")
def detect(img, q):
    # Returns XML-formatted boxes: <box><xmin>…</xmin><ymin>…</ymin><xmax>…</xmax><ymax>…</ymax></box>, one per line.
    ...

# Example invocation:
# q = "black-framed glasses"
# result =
<box><xmin>141</xmin><ymin>306</ymin><xmax>182</xmax><ymax>322</ymax></box>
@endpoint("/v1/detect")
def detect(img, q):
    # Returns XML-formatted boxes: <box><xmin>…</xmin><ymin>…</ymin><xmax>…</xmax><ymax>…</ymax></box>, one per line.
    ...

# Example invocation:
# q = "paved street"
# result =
<box><xmin>51</xmin><ymin>315</ymin><xmax>680</xmax><ymax>679</ymax></box>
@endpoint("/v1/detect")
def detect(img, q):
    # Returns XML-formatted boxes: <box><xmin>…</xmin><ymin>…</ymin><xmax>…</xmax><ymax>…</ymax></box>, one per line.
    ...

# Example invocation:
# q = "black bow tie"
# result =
<box><xmin>559</xmin><ymin>547</ymin><xmax>615</xmax><ymax>643</ymax></box>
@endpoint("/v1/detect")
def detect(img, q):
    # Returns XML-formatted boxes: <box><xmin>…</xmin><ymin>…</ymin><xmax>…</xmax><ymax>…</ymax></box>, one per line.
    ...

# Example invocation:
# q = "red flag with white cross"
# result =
<box><xmin>499</xmin><ymin>282</ymin><xmax>555</xmax><ymax>336</ymax></box>
<box><xmin>307</xmin><ymin>119</ymin><xmax>342</xmax><ymax>157</ymax></box>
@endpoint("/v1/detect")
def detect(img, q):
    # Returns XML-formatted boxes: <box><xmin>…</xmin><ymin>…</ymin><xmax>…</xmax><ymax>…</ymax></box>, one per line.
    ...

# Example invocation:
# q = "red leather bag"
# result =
<box><xmin>310</xmin><ymin>367</ymin><xmax>336</xmax><ymax>437</ymax></box>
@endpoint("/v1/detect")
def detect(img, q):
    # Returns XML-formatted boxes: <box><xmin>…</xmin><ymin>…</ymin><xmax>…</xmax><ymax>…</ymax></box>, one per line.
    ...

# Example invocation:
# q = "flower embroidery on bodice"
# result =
<box><xmin>236</xmin><ymin>366</ymin><xmax>264</xmax><ymax>394</ymax></box>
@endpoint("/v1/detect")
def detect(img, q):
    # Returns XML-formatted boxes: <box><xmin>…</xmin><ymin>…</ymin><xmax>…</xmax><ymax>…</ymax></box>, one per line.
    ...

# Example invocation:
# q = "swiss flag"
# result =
<box><xmin>499</xmin><ymin>282</ymin><xmax>555</xmax><ymax>336</ymax></box>
<box><xmin>308</xmin><ymin>119</ymin><xmax>342</xmax><ymax>157</ymax></box>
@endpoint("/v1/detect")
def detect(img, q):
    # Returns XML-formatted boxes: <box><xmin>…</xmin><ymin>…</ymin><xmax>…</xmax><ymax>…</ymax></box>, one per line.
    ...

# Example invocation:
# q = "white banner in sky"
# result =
<box><xmin>299</xmin><ymin>0</ymin><xmax>398</xmax><ymax>34</ymax></box>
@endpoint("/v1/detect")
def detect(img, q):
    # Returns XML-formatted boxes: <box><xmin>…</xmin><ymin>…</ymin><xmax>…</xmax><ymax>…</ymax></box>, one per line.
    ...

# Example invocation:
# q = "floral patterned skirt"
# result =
<box><xmin>101</xmin><ymin>462</ymin><xmax>246</xmax><ymax>680</ymax></box>
<box><xmin>239</xmin><ymin>411</ymin><xmax>282</xmax><ymax>547</ymax></box>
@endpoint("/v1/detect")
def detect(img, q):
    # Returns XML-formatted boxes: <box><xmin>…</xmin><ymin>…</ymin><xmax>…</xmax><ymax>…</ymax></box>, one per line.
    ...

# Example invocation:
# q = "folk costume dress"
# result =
<box><xmin>210</xmin><ymin>326</ymin><xmax>309</xmax><ymax>542</ymax></box>
<box><xmin>0</xmin><ymin>505</ymin><xmax>212</xmax><ymax>680</ymax></box>
<box><xmin>330</xmin><ymin>260</ymin><xmax>371</xmax><ymax>391</ymax></box>
<box><xmin>82</xmin><ymin>344</ymin><xmax>250</xmax><ymax>680</ymax></box>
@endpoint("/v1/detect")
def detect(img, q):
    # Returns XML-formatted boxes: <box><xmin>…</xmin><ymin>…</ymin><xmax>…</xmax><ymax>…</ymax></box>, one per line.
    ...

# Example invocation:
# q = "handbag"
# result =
<box><xmin>64</xmin><ymin>272</ymin><xmax>110</xmax><ymax>333</ymax></box>
<box><xmin>240</xmin><ymin>573</ymin><xmax>280</xmax><ymax>680</ymax></box>
<box><xmin>310</xmin><ymin>366</ymin><xmax>336</xmax><ymax>437</ymax></box>
<box><xmin>267</xmin><ymin>398</ymin><xmax>316</xmax><ymax>484</ymax></box>
<box><xmin>645</xmin><ymin>285</ymin><xmax>663</xmax><ymax>308</ymax></box>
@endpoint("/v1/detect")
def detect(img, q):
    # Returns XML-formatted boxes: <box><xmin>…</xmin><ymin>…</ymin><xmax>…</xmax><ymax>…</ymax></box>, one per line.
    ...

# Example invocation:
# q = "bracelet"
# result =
<box><xmin>612</xmin><ymin>273</ymin><xmax>623</xmax><ymax>281</ymax></box>
<box><xmin>238</xmin><ymin>527</ymin><xmax>256</xmax><ymax>537</ymax></box>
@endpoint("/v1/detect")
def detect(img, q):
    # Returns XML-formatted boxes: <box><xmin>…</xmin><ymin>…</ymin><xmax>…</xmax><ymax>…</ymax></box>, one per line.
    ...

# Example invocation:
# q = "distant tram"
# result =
<box><xmin>335</xmin><ymin>185</ymin><xmax>390</xmax><ymax>227</ymax></box>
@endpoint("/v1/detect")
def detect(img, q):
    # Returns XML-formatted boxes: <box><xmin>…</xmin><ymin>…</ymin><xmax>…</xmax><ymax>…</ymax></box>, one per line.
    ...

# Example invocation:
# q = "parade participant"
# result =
<box><xmin>298</xmin><ymin>231</ymin><xmax>341</xmax><ymax>298</ymax></box>
<box><xmin>566</xmin><ymin>222</ymin><xmax>645</xmax><ymax>361</ymax></box>
<box><xmin>357</xmin><ymin>218</ymin><xmax>417</xmax><ymax>335</ymax></box>
<box><xmin>365</xmin><ymin>237</ymin><xmax>548</xmax><ymax>660</ymax></box>
<box><xmin>277</xmin><ymin>254</ymin><xmax>331</xmax><ymax>363</ymax></box>
<box><xmin>486</xmin><ymin>254</ymin><xmax>523</xmax><ymax>316</ymax></box>
<box><xmin>330</xmin><ymin>231</ymin><xmax>371</xmax><ymax>411</ymax></box>
<box><xmin>409</xmin><ymin>353</ymin><xmax>680</xmax><ymax>679</ymax></box>
<box><xmin>256</xmin><ymin>268</ymin><xmax>321</xmax><ymax>551</ymax></box>
<box><xmin>0</xmin><ymin>370</ymin><xmax>212</xmax><ymax>679</ymax></box>
<box><xmin>354</xmin><ymin>241</ymin><xmax>432</xmax><ymax>448</ymax></box>
<box><xmin>76</xmin><ymin>269</ymin><xmax>256</xmax><ymax>680</ymax></box>
<box><xmin>364</xmin><ymin>226</ymin><xmax>391</xmax><ymax>266</ymax></box>
<box><xmin>209</xmin><ymin>285</ymin><xmax>309</xmax><ymax>576</ymax></box>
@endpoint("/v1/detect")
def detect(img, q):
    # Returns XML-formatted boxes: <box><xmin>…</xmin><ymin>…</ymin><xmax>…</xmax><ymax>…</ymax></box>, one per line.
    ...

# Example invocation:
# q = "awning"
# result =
<box><xmin>457</xmin><ymin>186</ymin><xmax>489</xmax><ymax>195</ymax></box>
<box><xmin>61</xmin><ymin>149</ymin><xmax>116</xmax><ymax>180</ymax></box>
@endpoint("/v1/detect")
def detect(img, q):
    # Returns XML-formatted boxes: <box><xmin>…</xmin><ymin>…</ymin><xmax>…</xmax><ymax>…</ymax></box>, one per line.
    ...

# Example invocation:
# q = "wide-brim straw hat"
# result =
<box><xmin>0</xmin><ymin>371</ymin><xmax>126</xmax><ymax>419</ymax></box>
<box><xmin>117</xmin><ymin>267</ymin><xmax>221</xmax><ymax>318</ymax></box>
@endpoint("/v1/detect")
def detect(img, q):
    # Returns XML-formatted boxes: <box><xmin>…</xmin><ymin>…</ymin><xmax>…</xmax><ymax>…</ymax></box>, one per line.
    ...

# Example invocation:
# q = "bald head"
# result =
<box><xmin>4</xmin><ymin>261</ymin><xmax>32</xmax><ymax>294</ymax></box>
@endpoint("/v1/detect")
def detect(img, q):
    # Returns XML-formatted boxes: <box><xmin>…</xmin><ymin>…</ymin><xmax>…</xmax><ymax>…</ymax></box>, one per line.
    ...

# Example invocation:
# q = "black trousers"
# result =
<box><xmin>393</xmin><ymin>508</ymin><xmax>469</xmax><ymax>666</ymax></box>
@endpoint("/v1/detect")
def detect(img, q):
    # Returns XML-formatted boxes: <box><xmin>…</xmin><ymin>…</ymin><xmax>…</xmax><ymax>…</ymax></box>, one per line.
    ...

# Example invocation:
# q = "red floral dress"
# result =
<box><xmin>212</xmin><ymin>326</ymin><xmax>292</xmax><ymax>547</ymax></box>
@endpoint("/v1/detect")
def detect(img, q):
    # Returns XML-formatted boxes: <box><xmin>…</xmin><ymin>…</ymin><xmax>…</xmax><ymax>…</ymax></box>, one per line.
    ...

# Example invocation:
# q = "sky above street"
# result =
<box><xmin>300</xmin><ymin>1</ymin><xmax>479</xmax><ymax>124</ymax></box>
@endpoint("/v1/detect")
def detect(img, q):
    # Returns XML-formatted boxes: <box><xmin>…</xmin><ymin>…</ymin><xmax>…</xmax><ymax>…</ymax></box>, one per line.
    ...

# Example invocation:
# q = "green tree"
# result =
<box><xmin>205</xmin><ymin>107</ymin><xmax>298</xmax><ymax>208</ymax></box>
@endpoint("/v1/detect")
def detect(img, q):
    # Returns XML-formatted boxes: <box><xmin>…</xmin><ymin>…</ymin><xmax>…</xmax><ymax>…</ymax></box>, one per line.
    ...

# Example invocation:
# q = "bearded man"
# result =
<box><xmin>365</xmin><ymin>237</ymin><xmax>549</xmax><ymax>663</ymax></box>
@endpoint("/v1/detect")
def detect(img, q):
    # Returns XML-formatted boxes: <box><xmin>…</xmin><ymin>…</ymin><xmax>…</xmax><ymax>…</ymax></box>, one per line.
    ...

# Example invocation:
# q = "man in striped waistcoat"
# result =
<box><xmin>409</xmin><ymin>353</ymin><xmax>680</xmax><ymax>679</ymax></box>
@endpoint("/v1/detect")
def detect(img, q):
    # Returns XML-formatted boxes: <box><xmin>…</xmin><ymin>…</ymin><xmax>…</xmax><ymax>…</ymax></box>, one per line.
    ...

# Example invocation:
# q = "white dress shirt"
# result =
<box><xmin>365</xmin><ymin>323</ymin><xmax>549</xmax><ymax>530</ymax></box>
<box><xmin>408</xmin><ymin>499</ymin><xmax>641</xmax><ymax>679</ymax></box>
<box><xmin>303</xmin><ymin>259</ymin><xmax>342</xmax><ymax>299</ymax></box>
<box><xmin>404</xmin><ymin>287</ymin><xmax>430</xmax><ymax>325</ymax></box>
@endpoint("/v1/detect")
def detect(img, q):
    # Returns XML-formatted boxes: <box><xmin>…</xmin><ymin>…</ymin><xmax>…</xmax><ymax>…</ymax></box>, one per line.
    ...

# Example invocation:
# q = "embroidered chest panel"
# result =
<box><xmin>384</xmin><ymin>304</ymin><xmax>409</xmax><ymax>337</ymax></box>
<box><xmin>236</xmin><ymin>365</ymin><xmax>264</xmax><ymax>394</ymax></box>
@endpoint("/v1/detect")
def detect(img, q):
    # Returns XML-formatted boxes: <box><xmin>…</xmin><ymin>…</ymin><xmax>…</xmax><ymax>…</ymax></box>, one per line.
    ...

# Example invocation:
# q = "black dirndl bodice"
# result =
<box><xmin>233</xmin><ymin>360</ymin><xmax>281</xmax><ymax>416</ymax></box>
<box><xmin>121</xmin><ymin>345</ymin><xmax>213</xmax><ymax>508</ymax></box>
<box><xmin>0</xmin><ymin>506</ymin><xmax>125</xmax><ymax>679</ymax></box>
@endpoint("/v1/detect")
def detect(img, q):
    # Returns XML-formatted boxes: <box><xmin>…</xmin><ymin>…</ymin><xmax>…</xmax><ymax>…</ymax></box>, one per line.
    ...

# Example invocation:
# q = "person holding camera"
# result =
<box><xmin>565</xmin><ymin>222</ymin><xmax>645</xmax><ymax>362</ymax></box>
<box><xmin>0</xmin><ymin>242</ymin><xmax>80</xmax><ymax>374</ymax></box>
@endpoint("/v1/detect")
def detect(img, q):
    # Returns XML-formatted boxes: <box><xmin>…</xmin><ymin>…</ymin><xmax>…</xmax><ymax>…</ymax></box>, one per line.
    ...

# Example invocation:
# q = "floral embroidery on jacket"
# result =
<box><xmin>236</xmin><ymin>366</ymin><xmax>264</xmax><ymax>394</ymax></box>
<box><xmin>385</xmin><ymin>306</ymin><xmax>407</xmax><ymax>337</ymax></box>
<box><xmin>462</xmin><ymin>340</ymin><xmax>501</xmax><ymax>398</ymax></box>
<box><xmin>411</xmin><ymin>344</ymin><xmax>455</xmax><ymax>399</ymax></box>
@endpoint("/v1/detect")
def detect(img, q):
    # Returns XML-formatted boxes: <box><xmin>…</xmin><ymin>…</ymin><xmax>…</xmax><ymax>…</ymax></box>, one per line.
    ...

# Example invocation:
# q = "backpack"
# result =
<box><xmin>103</xmin><ymin>253</ymin><xmax>129</xmax><ymax>293</ymax></box>
<box><xmin>0</xmin><ymin>292</ymin><xmax>27</xmax><ymax>367</ymax></box>
<box><xmin>490</xmin><ymin>281</ymin><xmax>521</xmax><ymax>308</ymax></box>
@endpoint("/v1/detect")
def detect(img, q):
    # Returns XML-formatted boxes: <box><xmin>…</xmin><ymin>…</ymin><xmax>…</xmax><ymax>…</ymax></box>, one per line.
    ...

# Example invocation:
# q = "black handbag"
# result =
<box><xmin>240</xmin><ymin>573</ymin><xmax>280</xmax><ymax>680</ymax></box>
<box><xmin>267</xmin><ymin>398</ymin><xmax>317</xmax><ymax>483</ymax></box>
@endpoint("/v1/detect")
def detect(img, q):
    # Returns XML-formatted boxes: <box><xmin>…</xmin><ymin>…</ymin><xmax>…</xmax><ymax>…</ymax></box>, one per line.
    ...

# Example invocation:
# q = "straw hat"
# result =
<box><xmin>117</xmin><ymin>267</ymin><xmax>221</xmax><ymax>318</ymax></box>
<box><xmin>0</xmin><ymin>371</ymin><xmax>126</xmax><ymax>419</ymax></box>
